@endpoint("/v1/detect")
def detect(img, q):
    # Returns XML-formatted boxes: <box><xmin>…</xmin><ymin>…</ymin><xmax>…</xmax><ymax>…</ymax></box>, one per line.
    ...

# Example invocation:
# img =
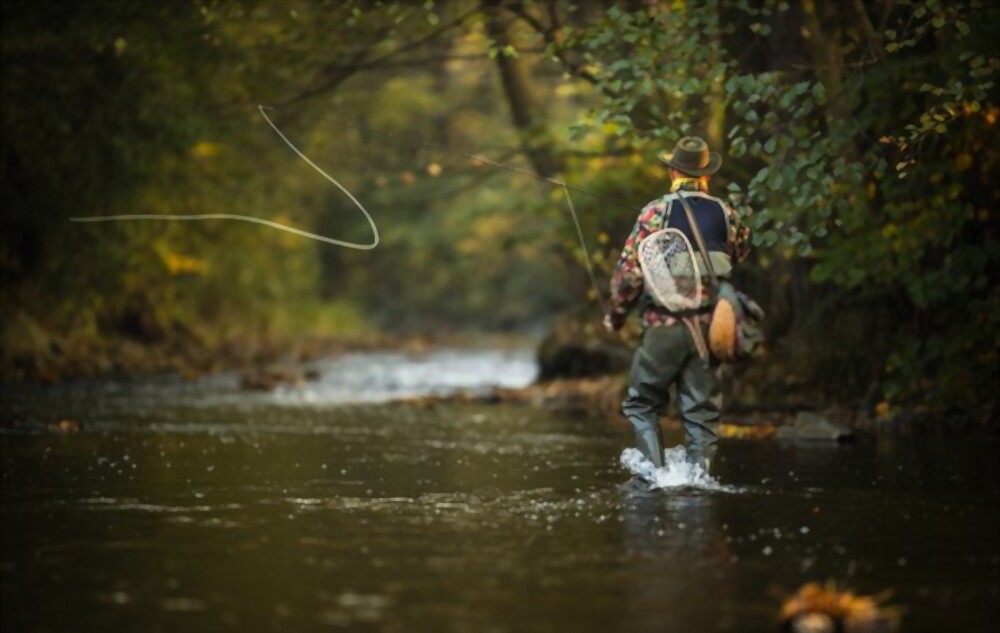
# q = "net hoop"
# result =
<box><xmin>637</xmin><ymin>228</ymin><xmax>703</xmax><ymax>312</ymax></box>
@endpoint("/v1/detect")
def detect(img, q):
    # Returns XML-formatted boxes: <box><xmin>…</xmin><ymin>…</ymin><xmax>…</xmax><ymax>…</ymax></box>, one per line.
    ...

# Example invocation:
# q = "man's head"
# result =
<box><xmin>659</xmin><ymin>136</ymin><xmax>722</xmax><ymax>178</ymax></box>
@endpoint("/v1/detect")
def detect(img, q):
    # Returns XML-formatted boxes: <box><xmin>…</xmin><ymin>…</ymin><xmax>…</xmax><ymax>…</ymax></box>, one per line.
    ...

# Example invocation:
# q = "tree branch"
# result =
<box><xmin>276</xmin><ymin>3</ymin><xmax>484</xmax><ymax>107</ymax></box>
<box><xmin>504</xmin><ymin>1</ymin><xmax>601</xmax><ymax>87</ymax></box>
<box><xmin>850</xmin><ymin>0</ymin><xmax>886</xmax><ymax>58</ymax></box>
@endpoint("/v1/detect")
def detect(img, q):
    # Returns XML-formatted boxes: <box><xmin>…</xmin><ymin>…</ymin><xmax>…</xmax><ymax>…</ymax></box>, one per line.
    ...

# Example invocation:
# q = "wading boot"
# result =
<box><xmin>686</xmin><ymin>444</ymin><xmax>717</xmax><ymax>477</ymax></box>
<box><xmin>618</xmin><ymin>419</ymin><xmax>664</xmax><ymax>495</ymax></box>
<box><xmin>634</xmin><ymin>423</ymin><xmax>665</xmax><ymax>469</ymax></box>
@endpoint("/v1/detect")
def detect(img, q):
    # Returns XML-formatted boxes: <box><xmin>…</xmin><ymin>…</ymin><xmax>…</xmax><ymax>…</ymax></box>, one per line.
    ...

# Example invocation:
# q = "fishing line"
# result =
<box><xmin>70</xmin><ymin>105</ymin><xmax>380</xmax><ymax>251</ymax></box>
<box><xmin>71</xmin><ymin>103</ymin><xmax>621</xmax><ymax>316</ymax></box>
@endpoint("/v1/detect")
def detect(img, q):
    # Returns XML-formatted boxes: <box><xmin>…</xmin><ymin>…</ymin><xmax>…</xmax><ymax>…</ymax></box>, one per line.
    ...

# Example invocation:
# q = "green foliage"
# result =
<box><xmin>1</xmin><ymin>0</ymin><xmax>330</xmax><ymax>347</ymax></box>
<box><xmin>0</xmin><ymin>0</ymin><xmax>573</xmax><ymax>358</ymax></box>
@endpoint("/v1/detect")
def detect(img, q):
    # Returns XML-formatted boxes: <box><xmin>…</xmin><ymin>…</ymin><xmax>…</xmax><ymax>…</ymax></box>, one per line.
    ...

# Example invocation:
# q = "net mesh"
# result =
<box><xmin>637</xmin><ymin>228</ymin><xmax>703</xmax><ymax>312</ymax></box>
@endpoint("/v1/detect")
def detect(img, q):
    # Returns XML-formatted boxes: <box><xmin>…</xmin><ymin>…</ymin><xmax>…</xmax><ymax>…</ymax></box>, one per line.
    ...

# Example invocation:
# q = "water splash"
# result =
<box><xmin>620</xmin><ymin>447</ymin><xmax>734</xmax><ymax>492</ymax></box>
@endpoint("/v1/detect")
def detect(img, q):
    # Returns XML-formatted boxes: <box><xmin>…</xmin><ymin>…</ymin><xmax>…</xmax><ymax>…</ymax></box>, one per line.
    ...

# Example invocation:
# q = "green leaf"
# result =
<box><xmin>812</xmin><ymin>82</ymin><xmax>826</xmax><ymax>104</ymax></box>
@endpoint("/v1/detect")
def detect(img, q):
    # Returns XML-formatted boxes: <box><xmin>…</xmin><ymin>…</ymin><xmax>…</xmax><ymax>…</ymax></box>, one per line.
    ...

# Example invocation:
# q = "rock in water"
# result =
<box><xmin>240</xmin><ymin>366</ymin><xmax>305</xmax><ymax>391</ymax></box>
<box><xmin>775</xmin><ymin>411</ymin><xmax>854</xmax><ymax>442</ymax></box>
<box><xmin>536</xmin><ymin>323</ymin><xmax>630</xmax><ymax>381</ymax></box>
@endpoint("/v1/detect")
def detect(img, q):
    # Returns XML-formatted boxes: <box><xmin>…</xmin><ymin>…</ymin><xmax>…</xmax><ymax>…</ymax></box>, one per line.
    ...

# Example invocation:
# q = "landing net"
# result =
<box><xmin>637</xmin><ymin>228</ymin><xmax>703</xmax><ymax>312</ymax></box>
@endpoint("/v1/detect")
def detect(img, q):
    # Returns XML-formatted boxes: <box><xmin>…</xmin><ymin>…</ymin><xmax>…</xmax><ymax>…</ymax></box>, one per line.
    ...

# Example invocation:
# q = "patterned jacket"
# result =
<box><xmin>609</xmin><ymin>180</ymin><xmax>752</xmax><ymax>329</ymax></box>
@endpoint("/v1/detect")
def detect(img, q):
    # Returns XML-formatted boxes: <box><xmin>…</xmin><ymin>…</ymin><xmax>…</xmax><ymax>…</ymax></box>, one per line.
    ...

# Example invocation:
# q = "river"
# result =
<box><xmin>2</xmin><ymin>348</ymin><xmax>998</xmax><ymax>632</ymax></box>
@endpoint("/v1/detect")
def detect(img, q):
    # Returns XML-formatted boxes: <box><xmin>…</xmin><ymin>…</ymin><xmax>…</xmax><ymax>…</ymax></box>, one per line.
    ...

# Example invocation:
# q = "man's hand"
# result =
<box><xmin>604</xmin><ymin>309</ymin><xmax>627</xmax><ymax>333</ymax></box>
<box><xmin>603</xmin><ymin>314</ymin><xmax>615</xmax><ymax>334</ymax></box>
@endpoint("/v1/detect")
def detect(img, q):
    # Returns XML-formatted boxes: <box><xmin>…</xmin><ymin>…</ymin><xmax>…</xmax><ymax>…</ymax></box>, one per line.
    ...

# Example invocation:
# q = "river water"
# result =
<box><xmin>2</xmin><ymin>349</ymin><xmax>998</xmax><ymax>632</ymax></box>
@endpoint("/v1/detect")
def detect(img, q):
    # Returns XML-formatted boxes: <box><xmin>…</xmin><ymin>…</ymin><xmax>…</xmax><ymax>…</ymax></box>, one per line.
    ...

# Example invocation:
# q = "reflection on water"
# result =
<box><xmin>2</xmin><ymin>350</ymin><xmax>999</xmax><ymax>632</ymax></box>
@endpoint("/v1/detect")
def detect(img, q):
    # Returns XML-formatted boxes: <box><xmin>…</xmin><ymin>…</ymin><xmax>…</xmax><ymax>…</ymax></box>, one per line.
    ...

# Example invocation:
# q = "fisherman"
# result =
<box><xmin>604</xmin><ymin>136</ymin><xmax>751</xmax><ymax>483</ymax></box>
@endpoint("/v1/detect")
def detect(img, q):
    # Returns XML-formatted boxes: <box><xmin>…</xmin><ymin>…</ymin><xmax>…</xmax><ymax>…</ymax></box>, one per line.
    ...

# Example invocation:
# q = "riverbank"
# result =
<box><xmin>0</xmin><ymin>309</ymin><xmax>536</xmax><ymax>385</ymax></box>
<box><xmin>2</xmin><ymin>310</ymin><xmax>992</xmax><ymax>433</ymax></box>
<box><xmin>400</xmin><ymin>373</ymin><xmax>996</xmax><ymax>436</ymax></box>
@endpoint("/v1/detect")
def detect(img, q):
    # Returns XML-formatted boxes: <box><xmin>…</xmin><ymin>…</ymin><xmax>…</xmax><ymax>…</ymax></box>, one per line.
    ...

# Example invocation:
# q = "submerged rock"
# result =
<box><xmin>51</xmin><ymin>419</ymin><xmax>80</xmax><ymax>433</ymax></box>
<box><xmin>240</xmin><ymin>366</ymin><xmax>305</xmax><ymax>391</ymax></box>
<box><xmin>775</xmin><ymin>411</ymin><xmax>854</xmax><ymax>442</ymax></box>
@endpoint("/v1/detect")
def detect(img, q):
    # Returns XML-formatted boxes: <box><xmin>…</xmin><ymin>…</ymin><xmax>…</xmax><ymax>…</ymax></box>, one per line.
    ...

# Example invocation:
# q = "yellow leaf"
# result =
<box><xmin>191</xmin><ymin>141</ymin><xmax>219</xmax><ymax>159</ymax></box>
<box><xmin>162</xmin><ymin>251</ymin><xmax>206</xmax><ymax>276</ymax></box>
<box><xmin>874</xmin><ymin>400</ymin><xmax>891</xmax><ymax>418</ymax></box>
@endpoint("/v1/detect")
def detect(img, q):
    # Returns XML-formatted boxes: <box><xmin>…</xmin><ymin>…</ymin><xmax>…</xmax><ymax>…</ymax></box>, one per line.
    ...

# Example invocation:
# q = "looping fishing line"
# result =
<box><xmin>70</xmin><ymin>105</ymin><xmax>379</xmax><ymax>250</ymax></box>
<box><xmin>70</xmin><ymin>103</ymin><xmax>613</xmax><ymax>316</ymax></box>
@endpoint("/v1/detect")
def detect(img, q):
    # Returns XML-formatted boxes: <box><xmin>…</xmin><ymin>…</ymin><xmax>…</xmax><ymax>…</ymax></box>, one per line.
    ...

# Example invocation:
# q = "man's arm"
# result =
<box><xmin>607</xmin><ymin>201</ymin><xmax>663</xmax><ymax>329</ymax></box>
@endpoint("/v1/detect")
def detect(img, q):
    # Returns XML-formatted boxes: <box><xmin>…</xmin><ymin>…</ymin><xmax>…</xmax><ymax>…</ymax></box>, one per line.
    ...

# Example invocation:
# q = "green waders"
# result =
<box><xmin>621</xmin><ymin>321</ymin><xmax>721</xmax><ymax>472</ymax></box>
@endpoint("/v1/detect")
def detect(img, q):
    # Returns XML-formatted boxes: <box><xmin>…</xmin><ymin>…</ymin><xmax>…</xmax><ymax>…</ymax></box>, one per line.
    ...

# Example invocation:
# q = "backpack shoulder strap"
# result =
<box><xmin>652</xmin><ymin>193</ymin><xmax>675</xmax><ymax>229</ymax></box>
<box><xmin>676</xmin><ymin>191</ymin><xmax>719</xmax><ymax>287</ymax></box>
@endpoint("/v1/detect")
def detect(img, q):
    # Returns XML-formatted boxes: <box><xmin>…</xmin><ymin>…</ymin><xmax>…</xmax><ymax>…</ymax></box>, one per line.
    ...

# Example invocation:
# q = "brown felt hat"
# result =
<box><xmin>658</xmin><ymin>136</ymin><xmax>722</xmax><ymax>177</ymax></box>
